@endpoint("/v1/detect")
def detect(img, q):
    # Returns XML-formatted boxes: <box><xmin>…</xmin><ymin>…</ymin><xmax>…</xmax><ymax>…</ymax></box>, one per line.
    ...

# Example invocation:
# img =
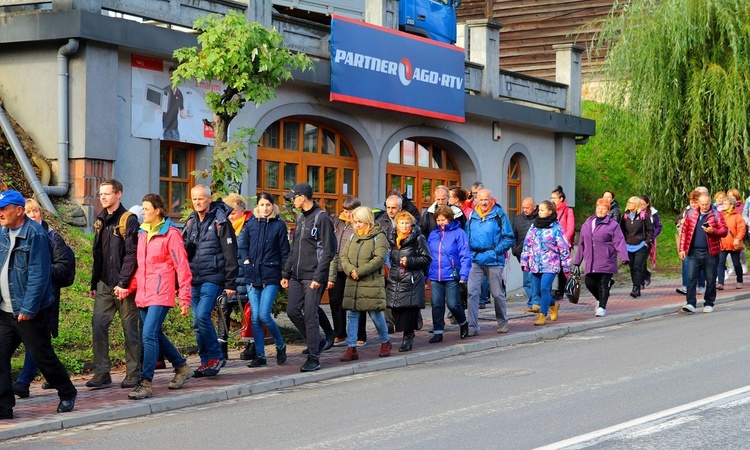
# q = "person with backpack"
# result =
<box><xmin>182</xmin><ymin>184</ymin><xmax>238</xmax><ymax>378</ymax></box>
<box><xmin>87</xmin><ymin>179</ymin><xmax>142</xmax><ymax>390</ymax></box>
<box><xmin>12</xmin><ymin>198</ymin><xmax>75</xmax><ymax>399</ymax></box>
<box><xmin>282</xmin><ymin>183</ymin><xmax>336</xmax><ymax>372</ymax></box>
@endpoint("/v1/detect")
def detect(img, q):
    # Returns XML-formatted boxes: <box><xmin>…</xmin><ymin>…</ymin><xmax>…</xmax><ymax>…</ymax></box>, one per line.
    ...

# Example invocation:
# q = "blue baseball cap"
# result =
<box><xmin>0</xmin><ymin>190</ymin><xmax>25</xmax><ymax>208</ymax></box>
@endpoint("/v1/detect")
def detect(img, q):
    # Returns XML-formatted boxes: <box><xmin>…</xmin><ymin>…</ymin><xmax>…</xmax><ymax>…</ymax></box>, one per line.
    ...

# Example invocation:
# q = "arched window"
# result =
<box><xmin>386</xmin><ymin>139</ymin><xmax>461</xmax><ymax>212</ymax></box>
<box><xmin>507</xmin><ymin>155</ymin><xmax>521</xmax><ymax>217</ymax></box>
<box><xmin>257</xmin><ymin>119</ymin><xmax>358</xmax><ymax>215</ymax></box>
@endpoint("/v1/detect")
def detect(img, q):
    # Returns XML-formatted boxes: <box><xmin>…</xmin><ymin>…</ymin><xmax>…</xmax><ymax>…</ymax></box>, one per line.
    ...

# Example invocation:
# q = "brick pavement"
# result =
<box><xmin>2</xmin><ymin>275</ymin><xmax>748</xmax><ymax>439</ymax></box>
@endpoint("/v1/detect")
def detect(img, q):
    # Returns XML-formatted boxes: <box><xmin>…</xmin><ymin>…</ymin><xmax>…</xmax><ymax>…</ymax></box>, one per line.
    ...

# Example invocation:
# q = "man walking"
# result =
<box><xmin>88</xmin><ymin>179</ymin><xmax>141</xmax><ymax>389</ymax></box>
<box><xmin>0</xmin><ymin>190</ymin><xmax>77</xmax><ymax>418</ymax></box>
<box><xmin>282</xmin><ymin>183</ymin><xmax>336</xmax><ymax>372</ymax></box>
<box><xmin>465</xmin><ymin>189</ymin><xmax>515</xmax><ymax>334</ymax></box>
<box><xmin>182</xmin><ymin>185</ymin><xmax>238</xmax><ymax>377</ymax></box>
<box><xmin>420</xmin><ymin>185</ymin><xmax>465</xmax><ymax>238</ymax></box>
<box><xmin>512</xmin><ymin>197</ymin><xmax>540</xmax><ymax>312</ymax></box>
<box><xmin>678</xmin><ymin>193</ymin><xmax>727</xmax><ymax>313</ymax></box>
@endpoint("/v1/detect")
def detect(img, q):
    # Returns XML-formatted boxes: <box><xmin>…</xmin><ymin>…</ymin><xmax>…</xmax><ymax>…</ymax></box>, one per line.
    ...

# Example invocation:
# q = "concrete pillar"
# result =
<box><xmin>554</xmin><ymin>43</ymin><xmax>584</xmax><ymax>116</ymax></box>
<box><xmin>365</xmin><ymin>0</ymin><xmax>398</xmax><ymax>30</ymax></box>
<box><xmin>465</xmin><ymin>19</ymin><xmax>502</xmax><ymax>99</ymax></box>
<box><xmin>246</xmin><ymin>0</ymin><xmax>272</xmax><ymax>28</ymax></box>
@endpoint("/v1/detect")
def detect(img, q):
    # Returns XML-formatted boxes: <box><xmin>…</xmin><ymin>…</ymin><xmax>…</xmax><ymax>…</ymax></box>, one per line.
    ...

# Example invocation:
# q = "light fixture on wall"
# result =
<box><xmin>492</xmin><ymin>122</ymin><xmax>502</xmax><ymax>141</ymax></box>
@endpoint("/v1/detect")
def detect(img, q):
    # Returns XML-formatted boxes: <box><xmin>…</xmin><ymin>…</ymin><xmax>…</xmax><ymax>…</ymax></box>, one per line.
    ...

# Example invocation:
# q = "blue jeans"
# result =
<box><xmin>718</xmin><ymin>251</ymin><xmax>743</xmax><ymax>284</ymax></box>
<box><xmin>16</xmin><ymin>348</ymin><xmax>37</xmax><ymax>386</ymax></box>
<box><xmin>346</xmin><ymin>310</ymin><xmax>389</xmax><ymax>347</ymax></box>
<box><xmin>523</xmin><ymin>271</ymin><xmax>540</xmax><ymax>308</ymax></box>
<box><xmin>191</xmin><ymin>282</ymin><xmax>223</xmax><ymax>363</ymax></box>
<box><xmin>248</xmin><ymin>284</ymin><xmax>285</xmax><ymax>357</ymax></box>
<box><xmin>531</xmin><ymin>272</ymin><xmax>557</xmax><ymax>315</ymax></box>
<box><xmin>140</xmin><ymin>305</ymin><xmax>186</xmax><ymax>381</ymax></box>
<box><xmin>682</xmin><ymin>258</ymin><xmax>705</xmax><ymax>288</ymax></box>
<box><xmin>430</xmin><ymin>280</ymin><xmax>467</xmax><ymax>333</ymax></box>
<box><xmin>687</xmin><ymin>249</ymin><xmax>718</xmax><ymax>307</ymax></box>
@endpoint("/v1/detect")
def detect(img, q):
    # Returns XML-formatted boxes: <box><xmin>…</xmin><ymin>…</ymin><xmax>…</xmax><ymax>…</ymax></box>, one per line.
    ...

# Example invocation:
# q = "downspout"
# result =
<box><xmin>0</xmin><ymin>100</ymin><xmax>57</xmax><ymax>212</ymax></box>
<box><xmin>45</xmin><ymin>38</ymin><xmax>79</xmax><ymax>198</ymax></box>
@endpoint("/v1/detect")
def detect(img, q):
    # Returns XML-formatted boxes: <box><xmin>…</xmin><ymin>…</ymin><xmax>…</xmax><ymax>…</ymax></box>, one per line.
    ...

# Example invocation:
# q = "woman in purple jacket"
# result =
<box><xmin>573</xmin><ymin>198</ymin><xmax>629</xmax><ymax>317</ymax></box>
<box><xmin>427</xmin><ymin>205</ymin><xmax>471</xmax><ymax>342</ymax></box>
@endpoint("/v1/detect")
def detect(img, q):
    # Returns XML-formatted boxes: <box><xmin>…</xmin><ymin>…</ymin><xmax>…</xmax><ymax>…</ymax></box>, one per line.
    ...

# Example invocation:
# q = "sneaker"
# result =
<box><xmin>12</xmin><ymin>382</ymin><xmax>29</xmax><ymax>399</ymax></box>
<box><xmin>716</xmin><ymin>284</ymin><xmax>724</xmax><ymax>290</ymax></box>
<box><xmin>127</xmin><ymin>380</ymin><xmax>153</xmax><ymax>400</ymax></box>
<box><xmin>356</xmin><ymin>340</ymin><xmax>367</xmax><ymax>347</ymax></box>
<box><xmin>193</xmin><ymin>363</ymin><xmax>208</xmax><ymax>378</ymax></box>
<box><xmin>470</xmin><ymin>330</ymin><xmax>479</xmax><ymax>337</ymax></box>
<box><xmin>120</xmin><ymin>374</ymin><xmax>139</xmax><ymax>389</ymax></box>
<box><xmin>478</xmin><ymin>303</ymin><xmax>487</xmax><ymax>310</ymax></box>
<box><xmin>333</xmin><ymin>337</ymin><xmax>347</xmax><ymax>347</ymax></box>
<box><xmin>697</xmin><ymin>287</ymin><xmax>706</xmax><ymax>295</ymax></box>
<box><xmin>703</xmin><ymin>305</ymin><xmax>714</xmax><ymax>313</ymax></box>
<box><xmin>737</xmin><ymin>282</ymin><xmax>743</xmax><ymax>289</ymax></box>
<box><xmin>41</xmin><ymin>381</ymin><xmax>52</xmax><ymax>390</ymax></box>
<box><xmin>743</xmin><ymin>264</ymin><xmax>748</xmax><ymax>274</ymax></box>
<box><xmin>681</xmin><ymin>304</ymin><xmax>696</xmax><ymax>313</ymax></box>
<box><xmin>595</xmin><ymin>307</ymin><xmax>606</xmax><ymax>317</ymax></box>
<box><xmin>239</xmin><ymin>343</ymin><xmax>257</xmax><ymax>361</ymax></box>
<box><xmin>168</xmin><ymin>364</ymin><xmax>191</xmax><ymax>389</ymax></box>
<box><xmin>247</xmin><ymin>356</ymin><xmax>267</xmax><ymax>368</ymax></box>
<box><xmin>200</xmin><ymin>359</ymin><xmax>223</xmax><ymax>377</ymax></box>
<box><xmin>300</xmin><ymin>356</ymin><xmax>320</xmax><ymax>372</ymax></box>
<box><xmin>676</xmin><ymin>286</ymin><xmax>687</xmax><ymax>295</ymax></box>
<box><xmin>496</xmin><ymin>325</ymin><xmax>509</xmax><ymax>333</ymax></box>
<box><xmin>379</xmin><ymin>341</ymin><xmax>392</xmax><ymax>357</ymax></box>
<box><xmin>726</xmin><ymin>267</ymin><xmax>735</xmax><ymax>276</ymax></box>
<box><xmin>86</xmin><ymin>373</ymin><xmax>112</xmax><ymax>389</ymax></box>
<box><xmin>276</xmin><ymin>344</ymin><xmax>287</xmax><ymax>365</ymax></box>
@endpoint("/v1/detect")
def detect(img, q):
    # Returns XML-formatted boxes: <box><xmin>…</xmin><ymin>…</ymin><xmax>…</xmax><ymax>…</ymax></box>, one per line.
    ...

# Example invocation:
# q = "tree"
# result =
<box><xmin>172</xmin><ymin>10</ymin><xmax>312</xmax><ymax>197</ymax></box>
<box><xmin>593</xmin><ymin>0</ymin><xmax>750</xmax><ymax>210</ymax></box>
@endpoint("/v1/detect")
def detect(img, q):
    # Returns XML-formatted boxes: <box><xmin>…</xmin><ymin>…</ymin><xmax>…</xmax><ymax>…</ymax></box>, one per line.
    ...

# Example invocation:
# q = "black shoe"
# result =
<box><xmin>300</xmin><ymin>356</ymin><xmax>320</xmax><ymax>372</ymax></box>
<box><xmin>221</xmin><ymin>341</ymin><xmax>229</xmax><ymax>361</ymax></box>
<box><xmin>13</xmin><ymin>382</ymin><xmax>29</xmax><ymax>399</ymax></box>
<box><xmin>322</xmin><ymin>332</ymin><xmax>335</xmax><ymax>352</ymax></box>
<box><xmin>120</xmin><ymin>374</ymin><xmax>139</xmax><ymax>389</ymax></box>
<box><xmin>459</xmin><ymin>322</ymin><xmax>469</xmax><ymax>339</ymax></box>
<box><xmin>239</xmin><ymin>343</ymin><xmax>257</xmax><ymax>361</ymax></box>
<box><xmin>399</xmin><ymin>333</ymin><xmax>414</xmax><ymax>352</ymax></box>
<box><xmin>247</xmin><ymin>356</ymin><xmax>267</xmax><ymax>368</ymax></box>
<box><xmin>301</xmin><ymin>348</ymin><xmax>310</xmax><ymax>355</ymax></box>
<box><xmin>630</xmin><ymin>286</ymin><xmax>641</xmax><ymax>298</ymax></box>
<box><xmin>57</xmin><ymin>393</ymin><xmax>76</xmax><ymax>413</ymax></box>
<box><xmin>276</xmin><ymin>344</ymin><xmax>287</xmax><ymax>365</ymax></box>
<box><xmin>86</xmin><ymin>373</ymin><xmax>112</xmax><ymax>389</ymax></box>
<box><xmin>387</xmin><ymin>323</ymin><xmax>395</xmax><ymax>334</ymax></box>
<box><xmin>41</xmin><ymin>381</ymin><xmax>52</xmax><ymax>390</ymax></box>
<box><xmin>318</xmin><ymin>337</ymin><xmax>327</xmax><ymax>354</ymax></box>
<box><xmin>0</xmin><ymin>408</ymin><xmax>12</xmax><ymax>420</ymax></box>
<box><xmin>416</xmin><ymin>315</ymin><xmax>423</xmax><ymax>330</ymax></box>
<box><xmin>428</xmin><ymin>334</ymin><xmax>443</xmax><ymax>344</ymax></box>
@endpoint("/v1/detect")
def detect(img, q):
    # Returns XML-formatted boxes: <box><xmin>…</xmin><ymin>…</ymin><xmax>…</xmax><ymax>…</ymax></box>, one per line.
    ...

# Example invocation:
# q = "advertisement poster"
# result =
<box><xmin>131</xmin><ymin>55</ymin><xmax>221</xmax><ymax>145</ymax></box>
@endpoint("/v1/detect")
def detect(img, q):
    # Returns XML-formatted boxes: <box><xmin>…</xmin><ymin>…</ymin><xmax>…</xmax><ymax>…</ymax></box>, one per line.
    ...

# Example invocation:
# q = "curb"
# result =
<box><xmin>3</xmin><ymin>291</ymin><xmax>748</xmax><ymax>440</ymax></box>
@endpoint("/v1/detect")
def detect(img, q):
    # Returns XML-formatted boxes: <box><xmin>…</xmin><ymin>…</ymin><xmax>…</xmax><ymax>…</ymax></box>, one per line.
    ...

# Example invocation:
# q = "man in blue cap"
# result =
<box><xmin>0</xmin><ymin>190</ymin><xmax>77</xmax><ymax>418</ymax></box>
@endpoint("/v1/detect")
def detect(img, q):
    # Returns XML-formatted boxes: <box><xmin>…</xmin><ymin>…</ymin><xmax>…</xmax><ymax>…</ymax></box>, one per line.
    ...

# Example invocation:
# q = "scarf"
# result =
<box><xmin>534</xmin><ymin>212</ymin><xmax>557</xmax><ymax>229</ymax></box>
<box><xmin>231</xmin><ymin>216</ymin><xmax>245</xmax><ymax>237</ymax></box>
<box><xmin>141</xmin><ymin>219</ymin><xmax>166</xmax><ymax>242</ymax></box>
<box><xmin>474</xmin><ymin>199</ymin><xmax>497</xmax><ymax>220</ymax></box>
<box><xmin>396</xmin><ymin>229</ymin><xmax>411</xmax><ymax>249</ymax></box>
<box><xmin>355</xmin><ymin>225</ymin><xmax>372</xmax><ymax>237</ymax></box>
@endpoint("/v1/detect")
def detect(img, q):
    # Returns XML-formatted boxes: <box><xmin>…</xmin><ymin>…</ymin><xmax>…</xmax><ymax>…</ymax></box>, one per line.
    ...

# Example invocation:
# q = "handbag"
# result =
<box><xmin>565</xmin><ymin>265</ymin><xmax>581</xmax><ymax>304</ymax></box>
<box><xmin>728</xmin><ymin>229</ymin><xmax>746</xmax><ymax>251</ymax></box>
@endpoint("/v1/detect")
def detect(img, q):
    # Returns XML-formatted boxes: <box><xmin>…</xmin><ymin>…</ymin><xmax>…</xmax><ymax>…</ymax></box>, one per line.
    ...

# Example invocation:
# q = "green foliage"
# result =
<box><xmin>592</xmin><ymin>0</ymin><xmax>750</xmax><ymax>211</ymax></box>
<box><xmin>192</xmin><ymin>126</ymin><xmax>256</xmax><ymax>199</ymax></box>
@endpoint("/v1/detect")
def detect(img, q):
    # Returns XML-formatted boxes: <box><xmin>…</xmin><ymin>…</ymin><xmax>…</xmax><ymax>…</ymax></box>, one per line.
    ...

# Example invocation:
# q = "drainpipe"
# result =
<box><xmin>45</xmin><ymin>38</ymin><xmax>79</xmax><ymax>198</ymax></box>
<box><xmin>0</xmin><ymin>100</ymin><xmax>57</xmax><ymax>212</ymax></box>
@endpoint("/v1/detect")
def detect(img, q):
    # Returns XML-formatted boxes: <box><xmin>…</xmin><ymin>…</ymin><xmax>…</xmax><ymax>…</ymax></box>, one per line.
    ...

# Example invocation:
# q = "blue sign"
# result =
<box><xmin>330</xmin><ymin>15</ymin><xmax>465</xmax><ymax>123</ymax></box>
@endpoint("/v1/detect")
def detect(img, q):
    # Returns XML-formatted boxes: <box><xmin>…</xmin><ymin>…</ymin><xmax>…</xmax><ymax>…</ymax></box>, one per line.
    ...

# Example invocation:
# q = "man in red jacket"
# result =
<box><xmin>678</xmin><ymin>193</ymin><xmax>728</xmax><ymax>313</ymax></box>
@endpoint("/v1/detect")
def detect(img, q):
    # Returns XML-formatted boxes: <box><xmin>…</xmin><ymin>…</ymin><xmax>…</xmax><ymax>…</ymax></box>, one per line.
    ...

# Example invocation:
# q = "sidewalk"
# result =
<box><xmin>3</xmin><ymin>276</ymin><xmax>748</xmax><ymax>440</ymax></box>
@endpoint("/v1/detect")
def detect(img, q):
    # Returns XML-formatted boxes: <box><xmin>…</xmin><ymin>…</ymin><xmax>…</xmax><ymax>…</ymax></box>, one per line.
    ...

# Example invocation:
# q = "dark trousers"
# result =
<box><xmin>92</xmin><ymin>281</ymin><xmax>141</xmax><ymax>377</ymax></box>
<box><xmin>286</xmin><ymin>279</ymin><xmax>327</xmax><ymax>360</ymax></box>
<box><xmin>0</xmin><ymin>309</ymin><xmax>76</xmax><ymax>412</ymax></box>
<box><xmin>328</xmin><ymin>271</ymin><xmax>366</xmax><ymax>341</ymax></box>
<box><xmin>584</xmin><ymin>273</ymin><xmax>613</xmax><ymax>309</ymax></box>
<box><xmin>687</xmin><ymin>249</ymin><xmax>718</xmax><ymax>307</ymax></box>
<box><xmin>718</xmin><ymin>251</ymin><xmax>743</xmax><ymax>284</ymax></box>
<box><xmin>628</xmin><ymin>246</ymin><xmax>650</xmax><ymax>288</ymax></box>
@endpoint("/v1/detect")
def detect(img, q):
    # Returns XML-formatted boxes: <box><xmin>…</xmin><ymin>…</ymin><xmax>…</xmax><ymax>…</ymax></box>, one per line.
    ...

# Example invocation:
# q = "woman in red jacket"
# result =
<box><xmin>119</xmin><ymin>194</ymin><xmax>193</xmax><ymax>400</ymax></box>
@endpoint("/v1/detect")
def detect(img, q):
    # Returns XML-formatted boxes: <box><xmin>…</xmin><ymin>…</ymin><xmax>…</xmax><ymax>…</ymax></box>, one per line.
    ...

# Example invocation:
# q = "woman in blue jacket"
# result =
<box><xmin>427</xmin><ymin>205</ymin><xmax>471</xmax><ymax>342</ymax></box>
<box><xmin>238</xmin><ymin>193</ymin><xmax>290</xmax><ymax>368</ymax></box>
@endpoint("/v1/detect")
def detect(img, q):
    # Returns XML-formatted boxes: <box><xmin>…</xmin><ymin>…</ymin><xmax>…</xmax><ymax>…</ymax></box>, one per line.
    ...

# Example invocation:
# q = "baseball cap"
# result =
<box><xmin>284</xmin><ymin>183</ymin><xmax>313</xmax><ymax>200</ymax></box>
<box><xmin>0</xmin><ymin>190</ymin><xmax>26</xmax><ymax>208</ymax></box>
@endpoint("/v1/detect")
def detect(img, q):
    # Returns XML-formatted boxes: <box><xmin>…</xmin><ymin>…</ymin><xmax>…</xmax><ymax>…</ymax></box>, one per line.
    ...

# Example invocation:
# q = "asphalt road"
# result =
<box><xmin>5</xmin><ymin>300</ymin><xmax>750</xmax><ymax>449</ymax></box>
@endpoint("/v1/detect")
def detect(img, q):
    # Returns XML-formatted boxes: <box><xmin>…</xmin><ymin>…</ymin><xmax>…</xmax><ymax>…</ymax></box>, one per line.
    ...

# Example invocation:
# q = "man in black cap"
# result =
<box><xmin>282</xmin><ymin>183</ymin><xmax>336</xmax><ymax>372</ymax></box>
<box><xmin>0</xmin><ymin>190</ymin><xmax>77</xmax><ymax>418</ymax></box>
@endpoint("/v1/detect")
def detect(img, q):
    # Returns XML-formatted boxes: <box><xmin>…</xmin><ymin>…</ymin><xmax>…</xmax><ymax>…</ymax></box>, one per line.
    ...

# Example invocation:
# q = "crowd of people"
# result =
<box><xmin>1</xmin><ymin>179</ymin><xmax>745</xmax><ymax>419</ymax></box>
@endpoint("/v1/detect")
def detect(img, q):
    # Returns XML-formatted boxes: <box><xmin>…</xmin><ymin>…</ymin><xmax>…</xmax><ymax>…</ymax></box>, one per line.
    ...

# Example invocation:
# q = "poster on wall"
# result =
<box><xmin>130</xmin><ymin>55</ymin><xmax>221</xmax><ymax>145</ymax></box>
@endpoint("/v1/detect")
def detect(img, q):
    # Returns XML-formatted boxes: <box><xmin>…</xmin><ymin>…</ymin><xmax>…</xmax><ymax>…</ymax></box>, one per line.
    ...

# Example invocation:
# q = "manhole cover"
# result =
<box><xmin>465</xmin><ymin>368</ymin><xmax>535</xmax><ymax>378</ymax></box>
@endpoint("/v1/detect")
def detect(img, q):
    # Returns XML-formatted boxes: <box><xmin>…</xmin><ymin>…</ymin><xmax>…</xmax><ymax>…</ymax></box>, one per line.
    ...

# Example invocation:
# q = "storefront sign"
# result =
<box><xmin>330</xmin><ymin>15</ymin><xmax>465</xmax><ymax>123</ymax></box>
<box><xmin>130</xmin><ymin>55</ymin><xmax>220</xmax><ymax>145</ymax></box>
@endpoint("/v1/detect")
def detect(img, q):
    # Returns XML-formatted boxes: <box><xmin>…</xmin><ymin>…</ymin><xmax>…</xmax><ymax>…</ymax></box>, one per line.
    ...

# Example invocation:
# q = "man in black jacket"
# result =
<box><xmin>282</xmin><ymin>183</ymin><xmax>336</xmax><ymax>372</ymax></box>
<box><xmin>182</xmin><ymin>185</ymin><xmax>238</xmax><ymax>377</ymax></box>
<box><xmin>512</xmin><ymin>197</ymin><xmax>540</xmax><ymax>312</ymax></box>
<box><xmin>87</xmin><ymin>179</ymin><xmax>142</xmax><ymax>389</ymax></box>
<box><xmin>420</xmin><ymin>185</ymin><xmax>466</xmax><ymax>238</ymax></box>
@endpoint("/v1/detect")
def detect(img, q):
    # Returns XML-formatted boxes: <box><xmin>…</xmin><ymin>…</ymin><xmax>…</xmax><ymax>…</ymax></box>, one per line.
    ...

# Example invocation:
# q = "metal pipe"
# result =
<box><xmin>0</xmin><ymin>100</ymin><xmax>57</xmax><ymax>213</ymax></box>
<box><xmin>45</xmin><ymin>38</ymin><xmax>79</xmax><ymax>197</ymax></box>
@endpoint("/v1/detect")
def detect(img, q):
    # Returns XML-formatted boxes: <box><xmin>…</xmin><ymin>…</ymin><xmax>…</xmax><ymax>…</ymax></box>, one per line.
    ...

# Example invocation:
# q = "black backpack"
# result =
<box><xmin>49</xmin><ymin>229</ymin><xmax>76</xmax><ymax>288</ymax></box>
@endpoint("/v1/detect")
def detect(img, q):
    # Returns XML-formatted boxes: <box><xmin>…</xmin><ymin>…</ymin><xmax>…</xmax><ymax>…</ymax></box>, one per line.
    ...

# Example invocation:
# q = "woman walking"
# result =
<box><xmin>621</xmin><ymin>196</ymin><xmax>654</xmax><ymax>298</ymax></box>
<box><xmin>572</xmin><ymin>199</ymin><xmax>629</xmax><ymax>317</ymax></box>
<box><xmin>386</xmin><ymin>211</ymin><xmax>432</xmax><ymax>352</ymax></box>
<box><xmin>520</xmin><ymin>200</ymin><xmax>572</xmax><ymax>326</ymax></box>
<box><xmin>238</xmin><ymin>193</ymin><xmax>290</xmax><ymax>368</ymax></box>
<box><xmin>717</xmin><ymin>196</ymin><xmax>745</xmax><ymax>290</ymax></box>
<box><xmin>427</xmin><ymin>205</ymin><xmax>471</xmax><ymax>342</ymax></box>
<box><xmin>339</xmin><ymin>207</ymin><xmax>392</xmax><ymax>361</ymax></box>
<box><xmin>640</xmin><ymin>195</ymin><xmax>662</xmax><ymax>288</ymax></box>
<box><xmin>121</xmin><ymin>194</ymin><xmax>192</xmax><ymax>399</ymax></box>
